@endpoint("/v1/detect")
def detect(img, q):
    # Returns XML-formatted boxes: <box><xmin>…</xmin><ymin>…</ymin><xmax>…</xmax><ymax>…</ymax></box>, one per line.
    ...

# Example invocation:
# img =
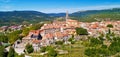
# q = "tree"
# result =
<box><xmin>48</xmin><ymin>48</ymin><xmax>57</xmax><ymax>57</ymax></box>
<box><xmin>0</xmin><ymin>46</ymin><xmax>5</xmax><ymax>57</ymax></box>
<box><xmin>22</xmin><ymin>28</ymin><xmax>30</xmax><ymax>36</ymax></box>
<box><xmin>71</xmin><ymin>41</ymin><xmax>75</xmax><ymax>44</ymax></box>
<box><xmin>84</xmin><ymin>48</ymin><xmax>96</xmax><ymax>56</ymax></box>
<box><xmin>107</xmin><ymin>24</ymin><xmax>113</xmax><ymax>34</ymax></box>
<box><xmin>107</xmin><ymin>24</ymin><xmax>113</xmax><ymax>28</ymax></box>
<box><xmin>68</xmin><ymin>37</ymin><xmax>75</xmax><ymax>44</ymax></box>
<box><xmin>76</xmin><ymin>27</ymin><xmax>88</xmax><ymax>35</ymax></box>
<box><xmin>7</xmin><ymin>30</ymin><xmax>22</xmax><ymax>44</ymax></box>
<box><xmin>55</xmin><ymin>41</ymin><xmax>64</xmax><ymax>45</ymax></box>
<box><xmin>40</xmin><ymin>47</ymin><xmax>46</xmax><ymax>52</ymax></box>
<box><xmin>25</xmin><ymin>43</ymin><xmax>34</xmax><ymax>54</ymax></box>
<box><xmin>46</xmin><ymin>46</ymin><xmax>53</xmax><ymax>51</ymax></box>
<box><xmin>29</xmin><ymin>23</ymin><xmax>44</xmax><ymax>30</ymax></box>
<box><xmin>90</xmin><ymin>38</ymin><xmax>103</xmax><ymax>46</ymax></box>
<box><xmin>101</xmin><ymin>45</ymin><xmax>107</xmax><ymax>49</ymax></box>
<box><xmin>68</xmin><ymin>37</ymin><xmax>74</xmax><ymax>42</ymax></box>
<box><xmin>7</xmin><ymin>47</ymin><xmax>16</xmax><ymax>57</ymax></box>
<box><xmin>0</xmin><ymin>34</ymin><xmax>8</xmax><ymax>43</ymax></box>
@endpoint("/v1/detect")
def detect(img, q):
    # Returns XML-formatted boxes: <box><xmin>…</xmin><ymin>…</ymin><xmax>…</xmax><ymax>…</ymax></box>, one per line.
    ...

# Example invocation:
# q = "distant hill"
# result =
<box><xmin>0</xmin><ymin>11</ymin><xmax>49</xmax><ymax>20</ymax></box>
<box><xmin>48</xmin><ymin>13</ymin><xmax>66</xmax><ymax>17</ymax></box>
<box><xmin>0</xmin><ymin>11</ymin><xmax>53</xmax><ymax>26</ymax></box>
<box><xmin>1</xmin><ymin>8</ymin><xmax>120</xmax><ymax>26</ymax></box>
<box><xmin>70</xmin><ymin>8</ymin><xmax>120</xmax><ymax>22</ymax></box>
<box><xmin>71</xmin><ymin>8</ymin><xmax>120</xmax><ymax>17</ymax></box>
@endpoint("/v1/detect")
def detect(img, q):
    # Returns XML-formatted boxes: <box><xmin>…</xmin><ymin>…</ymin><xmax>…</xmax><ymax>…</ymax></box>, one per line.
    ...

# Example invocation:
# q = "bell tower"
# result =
<box><xmin>65</xmin><ymin>11</ymin><xmax>69</xmax><ymax>26</ymax></box>
<box><xmin>66</xmin><ymin>11</ymin><xmax>69</xmax><ymax>21</ymax></box>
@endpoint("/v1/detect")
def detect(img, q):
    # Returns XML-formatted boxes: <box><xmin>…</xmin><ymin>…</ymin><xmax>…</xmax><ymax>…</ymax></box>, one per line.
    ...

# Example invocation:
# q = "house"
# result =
<box><xmin>28</xmin><ymin>30</ymin><xmax>43</xmax><ymax>40</ymax></box>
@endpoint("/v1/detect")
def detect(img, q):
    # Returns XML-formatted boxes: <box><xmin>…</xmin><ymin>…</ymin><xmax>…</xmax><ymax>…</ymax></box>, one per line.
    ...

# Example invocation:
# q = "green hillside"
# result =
<box><xmin>71</xmin><ymin>8</ymin><xmax>120</xmax><ymax>22</ymax></box>
<box><xmin>1</xmin><ymin>8</ymin><xmax>120</xmax><ymax>26</ymax></box>
<box><xmin>0</xmin><ymin>11</ymin><xmax>53</xmax><ymax>26</ymax></box>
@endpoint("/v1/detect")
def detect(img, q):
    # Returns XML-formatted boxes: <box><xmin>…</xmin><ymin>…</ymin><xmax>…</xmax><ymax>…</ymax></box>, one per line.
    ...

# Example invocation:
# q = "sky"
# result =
<box><xmin>0</xmin><ymin>0</ymin><xmax>120</xmax><ymax>13</ymax></box>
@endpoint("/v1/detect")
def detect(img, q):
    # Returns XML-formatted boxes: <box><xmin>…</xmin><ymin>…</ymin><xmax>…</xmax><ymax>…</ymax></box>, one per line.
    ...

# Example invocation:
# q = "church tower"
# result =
<box><xmin>65</xmin><ymin>11</ymin><xmax>69</xmax><ymax>26</ymax></box>
<box><xmin>66</xmin><ymin>11</ymin><xmax>69</xmax><ymax>21</ymax></box>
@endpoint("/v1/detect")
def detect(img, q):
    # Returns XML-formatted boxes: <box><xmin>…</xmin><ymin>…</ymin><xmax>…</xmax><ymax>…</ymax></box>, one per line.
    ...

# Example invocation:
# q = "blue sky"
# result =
<box><xmin>0</xmin><ymin>0</ymin><xmax>120</xmax><ymax>13</ymax></box>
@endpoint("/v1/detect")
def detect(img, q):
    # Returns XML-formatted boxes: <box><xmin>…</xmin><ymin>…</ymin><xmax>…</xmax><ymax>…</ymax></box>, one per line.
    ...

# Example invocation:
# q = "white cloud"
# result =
<box><xmin>0</xmin><ymin>0</ymin><xmax>11</xmax><ymax>3</ymax></box>
<box><xmin>39</xmin><ymin>5</ymin><xmax>120</xmax><ymax>13</ymax></box>
<box><xmin>79</xmin><ymin>5</ymin><xmax>120</xmax><ymax>10</ymax></box>
<box><xmin>0</xmin><ymin>5</ymin><xmax>12</xmax><ymax>10</ymax></box>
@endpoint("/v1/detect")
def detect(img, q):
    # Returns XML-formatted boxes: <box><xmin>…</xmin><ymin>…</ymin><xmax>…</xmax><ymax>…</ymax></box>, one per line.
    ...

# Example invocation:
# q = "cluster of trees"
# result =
<box><xmin>29</xmin><ymin>23</ymin><xmax>44</xmax><ymax>30</ymax></box>
<box><xmin>84</xmin><ymin>32</ymin><xmax>120</xmax><ymax>57</ymax></box>
<box><xmin>89</xmin><ymin>38</ymin><xmax>103</xmax><ymax>47</ymax></box>
<box><xmin>0</xmin><ymin>30</ymin><xmax>23</xmax><ymax>44</ymax></box>
<box><xmin>22</xmin><ymin>28</ymin><xmax>30</xmax><ymax>36</ymax></box>
<box><xmin>0</xmin><ymin>34</ymin><xmax>8</xmax><ymax>43</ymax></box>
<box><xmin>84</xmin><ymin>36</ymin><xmax>110</xmax><ymax>57</ymax></box>
<box><xmin>108</xmin><ymin>37</ymin><xmax>120</xmax><ymax>55</ymax></box>
<box><xmin>85</xmin><ymin>46</ymin><xmax>110</xmax><ymax>57</ymax></box>
<box><xmin>7</xmin><ymin>30</ymin><xmax>23</xmax><ymax>44</ymax></box>
<box><xmin>22</xmin><ymin>23</ymin><xmax>43</xmax><ymax>36</ymax></box>
<box><xmin>0</xmin><ymin>46</ymin><xmax>24</xmax><ymax>57</ymax></box>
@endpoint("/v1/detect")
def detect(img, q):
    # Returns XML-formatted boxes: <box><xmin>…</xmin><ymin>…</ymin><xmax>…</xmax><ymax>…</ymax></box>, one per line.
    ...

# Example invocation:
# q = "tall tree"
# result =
<box><xmin>25</xmin><ymin>43</ymin><xmax>34</xmax><ymax>54</ymax></box>
<box><xmin>7</xmin><ymin>47</ymin><xmax>16</xmax><ymax>57</ymax></box>
<box><xmin>107</xmin><ymin>24</ymin><xmax>113</xmax><ymax>34</ymax></box>
<box><xmin>0</xmin><ymin>46</ymin><xmax>5</xmax><ymax>57</ymax></box>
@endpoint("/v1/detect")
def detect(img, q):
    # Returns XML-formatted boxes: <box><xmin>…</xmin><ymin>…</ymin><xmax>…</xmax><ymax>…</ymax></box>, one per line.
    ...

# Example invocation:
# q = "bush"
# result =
<box><xmin>101</xmin><ymin>45</ymin><xmax>107</xmax><ymax>49</ymax></box>
<box><xmin>71</xmin><ymin>41</ymin><xmax>75</xmax><ymax>44</ymax></box>
<box><xmin>55</xmin><ymin>41</ymin><xmax>64</xmax><ymax>45</ymax></box>
<box><xmin>25</xmin><ymin>43</ymin><xmax>34</xmax><ymax>53</ymax></box>
<box><xmin>90</xmin><ymin>38</ymin><xmax>103</xmax><ymax>46</ymax></box>
<box><xmin>68</xmin><ymin>38</ymin><xmax>74</xmax><ymax>42</ymax></box>
<box><xmin>7</xmin><ymin>47</ymin><xmax>16</xmax><ymax>57</ymax></box>
<box><xmin>46</xmin><ymin>46</ymin><xmax>53</xmax><ymax>51</ymax></box>
<box><xmin>48</xmin><ymin>49</ymin><xmax>57</xmax><ymax>57</ymax></box>
<box><xmin>84</xmin><ymin>48</ymin><xmax>96</xmax><ymax>56</ymax></box>
<box><xmin>40</xmin><ymin>47</ymin><xmax>46</xmax><ymax>52</ymax></box>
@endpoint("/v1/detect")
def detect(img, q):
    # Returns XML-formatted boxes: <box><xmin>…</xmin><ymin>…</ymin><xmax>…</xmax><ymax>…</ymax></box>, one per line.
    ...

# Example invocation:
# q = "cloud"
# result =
<box><xmin>40</xmin><ymin>5</ymin><xmax>120</xmax><ymax>13</ymax></box>
<box><xmin>0</xmin><ymin>0</ymin><xmax>13</xmax><ymax>11</ymax></box>
<box><xmin>0</xmin><ymin>5</ymin><xmax>12</xmax><ymax>10</ymax></box>
<box><xmin>0</xmin><ymin>0</ymin><xmax>11</xmax><ymax>3</ymax></box>
<box><xmin>77</xmin><ymin>5</ymin><xmax>120</xmax><ymax>10</ymax></box>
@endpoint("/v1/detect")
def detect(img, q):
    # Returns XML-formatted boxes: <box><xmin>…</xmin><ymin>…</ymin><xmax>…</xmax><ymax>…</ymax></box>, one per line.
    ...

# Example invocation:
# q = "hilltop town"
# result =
<box><xmin>1</xmin><ymin>11</ymin><xmax>120</xmax><ymax>57</ymax></box>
